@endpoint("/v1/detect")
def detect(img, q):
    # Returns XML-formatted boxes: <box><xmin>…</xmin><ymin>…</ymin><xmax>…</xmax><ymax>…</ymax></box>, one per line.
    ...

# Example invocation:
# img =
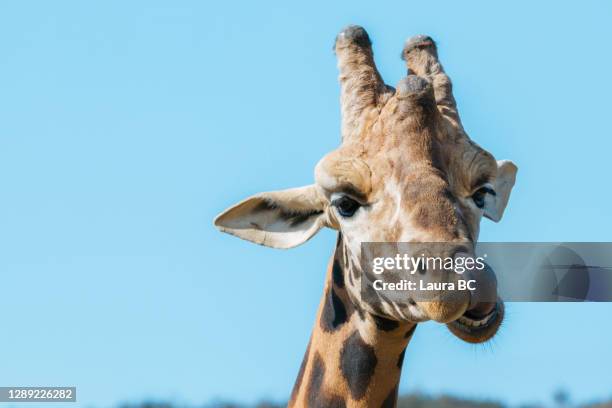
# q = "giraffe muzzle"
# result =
<box><xmin>411</xmin><ymin>248</ymin><xmax>499</xmax><ymax>323</ymax></box>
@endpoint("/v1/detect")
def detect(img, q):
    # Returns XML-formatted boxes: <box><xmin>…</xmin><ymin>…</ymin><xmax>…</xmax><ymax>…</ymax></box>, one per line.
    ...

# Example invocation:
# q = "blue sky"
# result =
<box><xmin>1</xmin><ymin>1</ymin><xmax>611</xmax><ymax>407</ymax></box>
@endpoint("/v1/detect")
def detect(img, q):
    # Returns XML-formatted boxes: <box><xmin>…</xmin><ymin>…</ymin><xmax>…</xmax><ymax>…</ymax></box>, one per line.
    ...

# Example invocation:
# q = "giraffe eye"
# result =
<box><xmin>471</xmin><ymin>186</ymin><xmax>495</xmax><ymax>209</ymax></box>
<box><xmin>332</xmin><ymin>195</ymin><xmax>361</xmax><ymax>217</ymax></box>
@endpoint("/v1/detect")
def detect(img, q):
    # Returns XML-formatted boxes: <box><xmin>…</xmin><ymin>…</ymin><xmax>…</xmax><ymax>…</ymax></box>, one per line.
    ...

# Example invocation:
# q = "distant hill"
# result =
<box><xmin>117</xmin><ymin>392</ymin><xmax>612</xmax><ymax>408</ymax></box>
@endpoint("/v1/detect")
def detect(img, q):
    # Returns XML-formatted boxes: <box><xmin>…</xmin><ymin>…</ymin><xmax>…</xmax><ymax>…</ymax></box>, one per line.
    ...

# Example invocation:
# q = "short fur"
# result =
<box><xmin>215</xmin><ymin>26</ymin><xmax>518</xmax><ymax>408</ymax></box>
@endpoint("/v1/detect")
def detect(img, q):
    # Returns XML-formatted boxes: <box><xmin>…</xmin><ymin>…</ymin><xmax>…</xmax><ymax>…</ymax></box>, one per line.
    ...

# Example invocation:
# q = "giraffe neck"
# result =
<box><xmin>289</xmin><ymin>236</ymin><xmax>417</xmax><ymax>407</ymax></box>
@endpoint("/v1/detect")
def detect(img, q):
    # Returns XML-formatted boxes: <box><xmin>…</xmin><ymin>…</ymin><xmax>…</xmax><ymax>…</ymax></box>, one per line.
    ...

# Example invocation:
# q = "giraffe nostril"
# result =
<box><xmin>417</xmin><ymin>263</ymin><xmax>427</xmax><ymax>275</ymax></box>
<box><xmin>451</xmin><ymin>246</ymin><xmax>471</xmax><ymax>258</ymax></box>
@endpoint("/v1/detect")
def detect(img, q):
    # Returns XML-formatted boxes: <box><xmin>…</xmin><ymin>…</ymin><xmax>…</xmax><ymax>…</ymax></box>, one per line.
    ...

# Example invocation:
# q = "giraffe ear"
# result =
<box><xmin>484</xmin><ymin>160</ymin><xmax>518</xmax><ymax>222</ymax></box>
<box><xmin>214</xmin><ymin>185</ymin><xmax>328</xmax><ymax>249</ymax></box>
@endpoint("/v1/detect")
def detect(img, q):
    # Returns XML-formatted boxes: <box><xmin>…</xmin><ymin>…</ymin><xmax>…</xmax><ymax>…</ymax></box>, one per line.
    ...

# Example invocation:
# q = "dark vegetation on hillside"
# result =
<box><xmin>118</xmin><ymin>391</ymin><xmax>612</xmax><ymax>408</ymax></box>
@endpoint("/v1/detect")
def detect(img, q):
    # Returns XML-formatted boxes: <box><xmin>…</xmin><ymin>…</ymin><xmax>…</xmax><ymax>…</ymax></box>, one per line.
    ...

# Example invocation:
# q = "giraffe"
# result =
<box><xmin>214</xmin><ymin>25</ymin><xmax>517</xmax><ymax>408</ymax></box>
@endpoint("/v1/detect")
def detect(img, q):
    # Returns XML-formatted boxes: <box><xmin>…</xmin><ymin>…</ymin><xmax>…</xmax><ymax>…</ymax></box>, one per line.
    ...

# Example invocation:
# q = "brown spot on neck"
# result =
<box><xmin>289</xmin><ymin>235</ymin><xmax>417</xmax><ymax>407</ymax></box>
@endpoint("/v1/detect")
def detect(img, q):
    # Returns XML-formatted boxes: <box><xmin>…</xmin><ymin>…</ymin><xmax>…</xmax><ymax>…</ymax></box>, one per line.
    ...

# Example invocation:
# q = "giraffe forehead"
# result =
<box><xmin>366</xmin><ymin>136</ymin><xmax>498</xmax><ymax>195</ymax></box>
<box><xmin>316</xmin><ymin>128</ymin><xmax>496</xmax><ymax>204</ymax></box>
<box><xmin>364</xmin><ymin>148</ymin><xmax>444</xmax><ymax>197</ymax></box>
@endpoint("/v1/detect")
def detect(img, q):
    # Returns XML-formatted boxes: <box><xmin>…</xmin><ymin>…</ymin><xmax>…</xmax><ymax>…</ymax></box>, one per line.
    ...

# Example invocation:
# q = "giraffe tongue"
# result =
<box><xmin>464</xmin><ymin>262</ymin><xmax>498</xmax><ymax>319</ymax></box>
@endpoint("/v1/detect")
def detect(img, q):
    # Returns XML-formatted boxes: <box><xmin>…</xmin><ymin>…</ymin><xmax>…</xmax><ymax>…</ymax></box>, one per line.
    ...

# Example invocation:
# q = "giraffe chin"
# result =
<box><xmin>446</xmin><ymin>301</ymin><xmax>504</xmax><ymax>344</ymax></box>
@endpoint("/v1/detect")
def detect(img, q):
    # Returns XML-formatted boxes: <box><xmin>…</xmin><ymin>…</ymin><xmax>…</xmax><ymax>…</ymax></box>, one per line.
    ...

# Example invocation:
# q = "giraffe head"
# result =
<box><xmin>215</xmin><ymin>26</ymin><xmax>517</xmax><ymax>343</ymax></box>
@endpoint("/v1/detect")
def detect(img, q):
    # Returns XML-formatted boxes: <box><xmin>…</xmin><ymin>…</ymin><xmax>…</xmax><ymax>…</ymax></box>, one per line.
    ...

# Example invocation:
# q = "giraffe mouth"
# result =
<box><xmin>446</xmin><ymin>300</ymin><xmax>504</xmax><ymax>343</ymax></box>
